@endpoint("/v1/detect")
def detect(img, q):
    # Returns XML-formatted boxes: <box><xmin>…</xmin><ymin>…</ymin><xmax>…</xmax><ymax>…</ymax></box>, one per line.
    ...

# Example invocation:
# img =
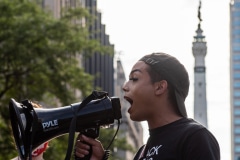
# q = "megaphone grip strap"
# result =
<box><xmin>102</xmin><ymin>150</ymin><xmax>110</xmax><ymax>160</ymax></box>
<box><xmin>65</xmin><ymin>91</ymin><xmax>108</xmax><ymax>160</ymax></box>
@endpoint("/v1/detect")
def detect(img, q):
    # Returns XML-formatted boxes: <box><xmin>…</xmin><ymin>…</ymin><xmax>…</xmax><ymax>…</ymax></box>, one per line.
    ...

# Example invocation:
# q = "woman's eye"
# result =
<box><xmin>129</xmin><ymin>78</ymin><xmax>138</xmax><ymax>81</ymax></box>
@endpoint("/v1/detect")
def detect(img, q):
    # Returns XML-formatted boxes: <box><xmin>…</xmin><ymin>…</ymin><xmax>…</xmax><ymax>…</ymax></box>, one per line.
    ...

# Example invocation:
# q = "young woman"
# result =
<box><xmin>74</xmin><ymin>52</ymin><xmax>220</xmax><ymax>160</ymax></box>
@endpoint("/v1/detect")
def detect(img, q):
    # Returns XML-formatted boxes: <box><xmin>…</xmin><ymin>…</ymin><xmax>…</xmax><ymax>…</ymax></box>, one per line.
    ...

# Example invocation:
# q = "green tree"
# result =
<box><xmin>0</xmin><ymin>0</ymin><xmax>135</xmax><ymax>159</ymax></box>
<box><xmin>0</xmin><ymin>0</ymin><xmax>113</xmax><ymax>159</ymax></box>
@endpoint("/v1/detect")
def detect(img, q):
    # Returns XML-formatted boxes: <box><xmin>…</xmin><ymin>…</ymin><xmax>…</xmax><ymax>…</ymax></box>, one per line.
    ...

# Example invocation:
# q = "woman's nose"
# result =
<box><xmin>122</xmin><ymin>81</ymin><xmax>128</xmax><ymax>92</ymax></box>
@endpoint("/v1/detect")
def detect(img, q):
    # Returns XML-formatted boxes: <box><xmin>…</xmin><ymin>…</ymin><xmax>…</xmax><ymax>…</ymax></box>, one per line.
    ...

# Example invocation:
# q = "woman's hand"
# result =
<box><xmin>75</xmin><ymin>134</ymin><xmax>105</xmax><ymax>160</ymax></box>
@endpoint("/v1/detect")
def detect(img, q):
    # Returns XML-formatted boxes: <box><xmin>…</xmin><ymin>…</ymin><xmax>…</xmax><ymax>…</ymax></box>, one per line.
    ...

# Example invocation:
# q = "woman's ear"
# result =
<box><xmin>155</xmin><ymin>80</ymin><xmax>168</xmax><ymax>95</ymax></box>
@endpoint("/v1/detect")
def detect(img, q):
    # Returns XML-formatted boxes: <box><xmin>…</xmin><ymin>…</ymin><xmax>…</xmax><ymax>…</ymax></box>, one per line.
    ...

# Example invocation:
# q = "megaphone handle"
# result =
<box><xmin>75</xmin><ymin>128</ymin><xmax>100</xmax><ymax>160</ymax></box>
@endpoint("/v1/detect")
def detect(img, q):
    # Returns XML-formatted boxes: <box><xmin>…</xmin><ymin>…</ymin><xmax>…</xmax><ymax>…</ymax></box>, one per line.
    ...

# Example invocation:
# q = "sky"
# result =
<box><xmin>97</xmin><ymin>0</ymin><xmax>230</xmax><ymax>159</ymax></box>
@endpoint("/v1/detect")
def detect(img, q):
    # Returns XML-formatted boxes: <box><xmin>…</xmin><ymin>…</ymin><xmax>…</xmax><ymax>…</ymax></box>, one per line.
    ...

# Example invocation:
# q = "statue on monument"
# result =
<box><xmin>198</xmin><ymin>0</ymin><xmax>202</xmax><ymax>28</ymax></box>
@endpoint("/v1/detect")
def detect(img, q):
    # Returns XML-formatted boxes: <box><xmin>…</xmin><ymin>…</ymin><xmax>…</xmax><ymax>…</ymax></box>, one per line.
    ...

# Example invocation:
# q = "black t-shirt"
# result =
<box><xmin>134</xmin><ymin>118</ymin><xmax>220</xmax><ymax>160</ymax></box>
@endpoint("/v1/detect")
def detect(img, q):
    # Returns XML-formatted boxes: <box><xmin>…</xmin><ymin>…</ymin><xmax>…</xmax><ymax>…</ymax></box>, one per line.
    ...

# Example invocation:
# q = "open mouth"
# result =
<box><xmin>124</xmin><ymin>96</ymin><xmax>133</xmax><ymax>105</ymax></box>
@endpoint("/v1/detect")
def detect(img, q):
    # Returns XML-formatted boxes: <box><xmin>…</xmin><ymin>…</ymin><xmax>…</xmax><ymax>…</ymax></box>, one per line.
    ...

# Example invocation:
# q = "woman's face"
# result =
<box><xmin>122</xmin><ymin>61</ymin><xmax>156</xmax><ymax>121</ymax></box>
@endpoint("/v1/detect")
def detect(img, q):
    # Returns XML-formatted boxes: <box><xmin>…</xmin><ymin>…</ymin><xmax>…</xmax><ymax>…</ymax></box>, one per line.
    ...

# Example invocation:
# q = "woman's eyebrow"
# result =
<box><xmin>130</xmin><ymin>69</ymin><xmax>142</xmax><ymax>75</ymax></box>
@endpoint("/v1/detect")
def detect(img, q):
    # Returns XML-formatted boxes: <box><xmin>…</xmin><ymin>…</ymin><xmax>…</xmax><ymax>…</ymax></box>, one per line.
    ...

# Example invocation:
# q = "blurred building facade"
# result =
<box><xmin>38</xmin><ymin>0</ymin><xmax>114</xmax><ymax>96</ymax></box>
<box><xmin>84</xmin><ymin>0</ymin><xmax>115</xmax><ymax>96</ymax></box>
<box><xmin>230</xmin><ymin>1</ymin><xmax>240</xmax><ymax>159</ymax></box>
<box><xmin>38</xmin><ymin>0</ymin><xmax>143</xmax><ymax>159</ymax></box>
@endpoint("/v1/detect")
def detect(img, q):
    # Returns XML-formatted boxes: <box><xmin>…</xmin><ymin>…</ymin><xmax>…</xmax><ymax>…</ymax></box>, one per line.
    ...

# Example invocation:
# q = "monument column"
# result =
<box><xmin>192</xmin><ymin>0</ymin><xmax>208</xmax><ymax>127</ymax></box>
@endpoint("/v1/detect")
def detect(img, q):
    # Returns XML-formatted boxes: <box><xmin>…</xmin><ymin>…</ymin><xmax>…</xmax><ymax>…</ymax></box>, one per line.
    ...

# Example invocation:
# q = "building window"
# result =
<box><xmin>236</xmin><ymin>146</ymin><xmax>240</xmax><ymax>152</ymax></box>
<box><xmin>234</xmin><ymin>64</ymin><xmax>240</xmax><ymax>70</ymax></box>
<box><xmin>233</xmin><ymin>38</ymin><xmax>240</xmax><ymax>43</ymax></box>
<box><xmin>233</xmin><ymin>11</ymin><xmax>240</xmax><ymax>17</ymax></box>
<box><xmin>234</xmin><ymin>82</ymin><xmax>240</xmax><ymax>88</ymax></box>
<box><xmin>235</xmin><ymin>109</ymin><xmax>240</xmax><ymax>115</ymax></box>
<box><xmin>234</xmin><ymin>21</ymin><xmax>240</xmax><ymax>26</ymax></box>
<box><xmin>236</xmin><ymin>137</ymin><xmax>240</xmax><ymax>143</ymax></box>
<box><xmin>236</xmin><ymin>128</ymin><xmax>240</xmax><ymax>134</ymax></box>
<box><xmin>235</xmin><ymin>118</ymin><xmax>240</xmax><ymax>124</ymax></box>
<box><xmin>235</xmin><ymin>2</ymin><xmax>240</xmax><ymax>7</ymax></box>
<box><xmin>234</xmin><ymin>100</ymin><xmax>240</xmax><ymax>106</ymax></box>
<box><xmin>234</xmin><ymin>29</ymin><xmax>240</xmax><ymax>34</ymax></box>
<box><xmin>234</xmin><ymin>73</ymin><xmax>240</xmax><ymax>79</ymax></box>
<box><xmin>234</xmin><ymin>46</ymin><xmax>240</xmax><ymax>52</ymax></box>
<box><xmin>234</xmin><ymin>55</ymin><xmax>240</xmax><ymax>61</ymax></box>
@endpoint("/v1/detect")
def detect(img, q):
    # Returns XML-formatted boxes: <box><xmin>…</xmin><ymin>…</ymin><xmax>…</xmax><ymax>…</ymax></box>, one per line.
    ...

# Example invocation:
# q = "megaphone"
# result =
<box><xmin>9</xmin><ymin>91</ymin><xmax>122</xmax><ymax>160</ymax></box>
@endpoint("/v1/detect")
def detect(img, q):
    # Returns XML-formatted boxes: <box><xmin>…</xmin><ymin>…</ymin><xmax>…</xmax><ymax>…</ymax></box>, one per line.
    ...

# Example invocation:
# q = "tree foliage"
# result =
<box><xmin>0</xmin><ymin>0</ymin><xmax>135</xmax><ymax>159</ymax></box>
<box><xmin>0</xmin><ymin>0</ymin><xmax>111</xmax><ymax>106</ymax></box>
<box><xmin>0</xmin><ymin>0</ymin><xmax>114</xmax><ymax>159</ymax></box>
